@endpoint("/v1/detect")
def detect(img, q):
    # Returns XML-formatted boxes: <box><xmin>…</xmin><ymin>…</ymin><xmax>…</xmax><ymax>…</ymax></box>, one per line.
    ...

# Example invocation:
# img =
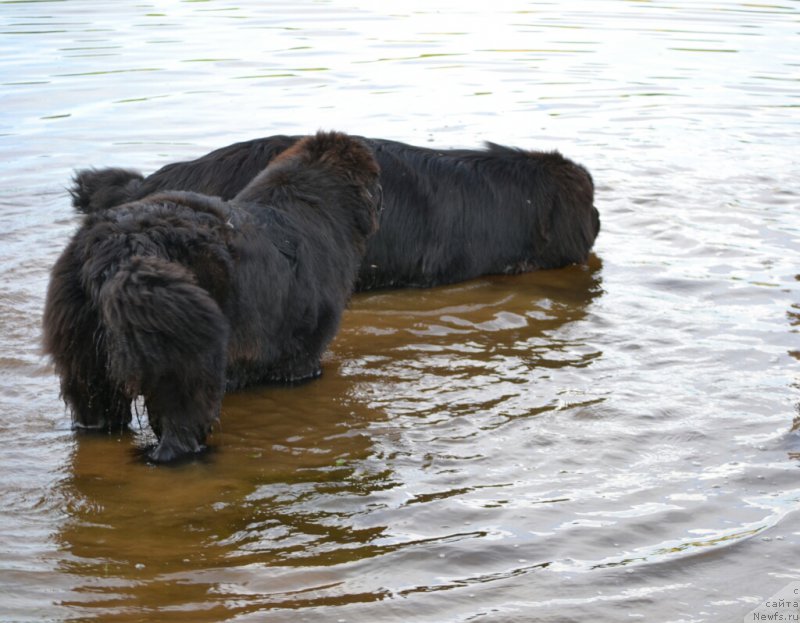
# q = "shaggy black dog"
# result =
<box><xmin>44</xmin><ymin>131</ymin><xmax>382</xmax><ymax>463</ymax></box>
<box><xmin>72</xmin><ymin>135</ymin><xmax>600</xmax><ymax>290</ymax></box>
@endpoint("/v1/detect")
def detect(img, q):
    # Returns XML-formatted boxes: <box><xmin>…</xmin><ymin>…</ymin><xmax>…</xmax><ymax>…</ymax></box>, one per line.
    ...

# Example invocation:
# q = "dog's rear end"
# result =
<box><xmin>44</xmin><ymin>199</ymin><xmax>233</xmax><ymax>463</ymax></box>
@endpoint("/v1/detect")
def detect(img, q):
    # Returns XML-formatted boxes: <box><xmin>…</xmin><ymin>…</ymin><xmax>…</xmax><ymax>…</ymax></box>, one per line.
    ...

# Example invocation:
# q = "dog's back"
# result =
<box><xmin>360</xmin><ymin>140</ymin><xmax>599</xmax><ymax>286</ymax></box>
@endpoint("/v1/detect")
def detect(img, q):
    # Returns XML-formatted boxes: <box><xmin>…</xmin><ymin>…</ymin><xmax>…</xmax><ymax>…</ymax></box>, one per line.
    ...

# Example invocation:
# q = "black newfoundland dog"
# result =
<box><xmin>72</xmin><ymin>135</ymin><xmax>600</xmax><ymax>290</ymax></box>
<box><xmin>43</xmin><ymin>131</ymin><xmax>382</xmax><ymax>463</ymax></box>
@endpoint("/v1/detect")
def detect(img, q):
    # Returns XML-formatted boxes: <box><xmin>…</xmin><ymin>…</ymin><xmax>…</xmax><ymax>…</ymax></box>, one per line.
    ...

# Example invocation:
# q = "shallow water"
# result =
<box><xmin>1</xmin><ymin>1</ymin><xmax>799</xmax><ymax>621</ymax></box>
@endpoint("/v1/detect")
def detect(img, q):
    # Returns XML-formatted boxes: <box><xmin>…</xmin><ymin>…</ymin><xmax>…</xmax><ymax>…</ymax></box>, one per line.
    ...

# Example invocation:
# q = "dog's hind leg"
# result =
<box><xmin>43</xmin><ymin>241</ymin><xmax>132</xmax><ymax>432</ymax></box>
<box><xmin>99</xmin><ymin>256</ymin><xmax>228</xmax><ymax>463</ymax></box>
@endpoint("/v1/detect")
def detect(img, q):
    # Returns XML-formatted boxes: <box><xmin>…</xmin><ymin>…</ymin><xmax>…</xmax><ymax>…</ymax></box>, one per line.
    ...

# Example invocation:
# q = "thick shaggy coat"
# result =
<box><xmin>72</xmin><ymin>135</ymin><xmax>600</xmax><ymax>290</ymax></box>
<box><xmin>44</xmin><ymin>132</ymin><xmax>382</xmax><ymax>463</ymax></box>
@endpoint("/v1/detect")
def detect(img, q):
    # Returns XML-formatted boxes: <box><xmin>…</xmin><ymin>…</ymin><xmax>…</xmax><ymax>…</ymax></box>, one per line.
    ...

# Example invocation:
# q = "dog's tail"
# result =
<box><xmin>70</xmin><ymin>168</ymin><xmax>145</xmax><ymax>213</ymax></box>
<box><xmin>98</xmin><ymin>256</ymin><xmax>228</xmax><ymax>462</ymax></box>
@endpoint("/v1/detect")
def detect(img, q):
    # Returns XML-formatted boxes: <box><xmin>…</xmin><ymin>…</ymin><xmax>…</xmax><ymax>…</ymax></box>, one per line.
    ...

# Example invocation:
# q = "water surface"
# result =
<box><xmin>1</xmin><ymin>1</ymin><xmax>799</xmax><ymax>621</ymax></box>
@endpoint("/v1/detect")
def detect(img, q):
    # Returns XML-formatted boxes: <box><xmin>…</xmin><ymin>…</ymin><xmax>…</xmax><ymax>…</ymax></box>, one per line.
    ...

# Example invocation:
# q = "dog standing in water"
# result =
<box><xmin>72</xmin><ymin>135</ymin><xmax>600</xmax><ymax>290</ymax></box>
<box><xmin>43</xmin><ymin>131</ymin><xmax>382</xmax><ymax>463</ymax></box>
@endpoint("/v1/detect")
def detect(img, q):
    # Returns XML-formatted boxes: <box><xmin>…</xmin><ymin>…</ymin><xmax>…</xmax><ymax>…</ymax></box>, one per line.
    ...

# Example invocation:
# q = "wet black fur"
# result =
<box><xmin>71</xmin><ymin>135</ymin><xmax>600</xmax><ymax>290</ymax></box>
<box><xmin>44</xmin><ymin>132</ymin><xmax>382</xmax><ymax>463</ymax></box>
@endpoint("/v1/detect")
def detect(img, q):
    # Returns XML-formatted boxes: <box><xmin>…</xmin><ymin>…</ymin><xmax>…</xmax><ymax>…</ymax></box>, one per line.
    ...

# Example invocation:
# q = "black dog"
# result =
<box><xmin>72</xmin><ymin>135</ymin><xmax>600</xmax><ymax>290</ymax></box>
<box><xmin>44</xmin><ymin>131</ymin><xmax>382</xmax><ymax>463</ymax></box>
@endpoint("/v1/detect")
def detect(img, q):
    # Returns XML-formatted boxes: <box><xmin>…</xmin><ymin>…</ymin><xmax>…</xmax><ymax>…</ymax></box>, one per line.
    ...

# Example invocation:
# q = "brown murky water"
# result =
<box><xmin>1</xmin><ymin>2</ymin><xmax>799</xmax><ymax>622</ymax></box>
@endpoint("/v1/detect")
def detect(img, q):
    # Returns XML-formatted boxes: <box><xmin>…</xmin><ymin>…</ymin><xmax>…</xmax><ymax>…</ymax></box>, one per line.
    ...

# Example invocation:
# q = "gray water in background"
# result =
<box><xmin>1</xmin><ymin>1</ymin><xmax>799</xmax><ymax>621</ymax></box>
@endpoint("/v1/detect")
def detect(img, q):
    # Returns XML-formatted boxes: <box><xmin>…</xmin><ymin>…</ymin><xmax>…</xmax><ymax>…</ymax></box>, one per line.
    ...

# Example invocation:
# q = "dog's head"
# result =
<box><xmin>282</xmin><ymin>131</ymin><xmax>383</xmax><ymax>237</ymax></box>
<box><xmin>236</xmin><ymin>131</ymin><xmax>383</xmax><ymax>240</ymax></box>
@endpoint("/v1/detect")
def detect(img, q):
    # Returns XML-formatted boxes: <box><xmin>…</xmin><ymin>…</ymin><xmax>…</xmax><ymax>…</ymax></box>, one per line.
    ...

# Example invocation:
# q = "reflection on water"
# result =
<box><xmin>54</xmin><ymin>264</ymin><xmax>604</xmax><ymax>618</ymax></box>
<box><xmin>1</xmin><ymin>1</ymin><xmax>799</xmax><ymax>622</ymax></box>
<box><xmin>340</xmin><ymin>263</ymin><xmax>604</xmax><ymax>427</ymax></box>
